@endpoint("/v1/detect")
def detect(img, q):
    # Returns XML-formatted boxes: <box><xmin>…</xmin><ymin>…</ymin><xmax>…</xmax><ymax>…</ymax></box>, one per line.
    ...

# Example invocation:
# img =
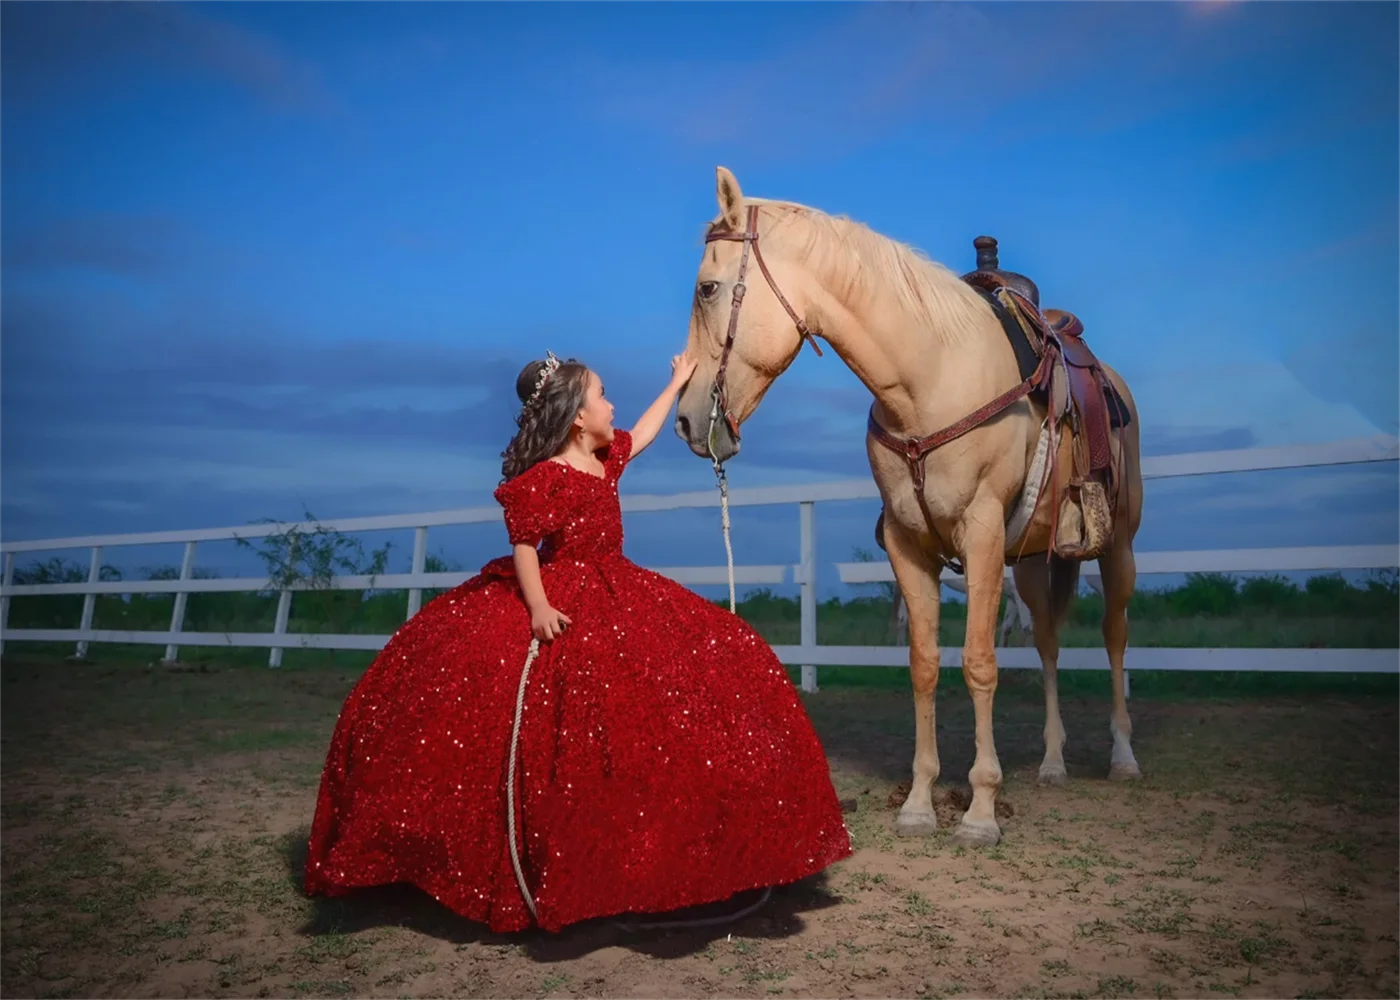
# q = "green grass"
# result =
<box><xmin>6</xmin><ymin>639</ymin><xmax>1396</xmax><ymax>704</ymax></box>
<box><xmin>739</xmin><ymin>571</ymin><xmax>1399</xmax><ymax>650</ymax></box>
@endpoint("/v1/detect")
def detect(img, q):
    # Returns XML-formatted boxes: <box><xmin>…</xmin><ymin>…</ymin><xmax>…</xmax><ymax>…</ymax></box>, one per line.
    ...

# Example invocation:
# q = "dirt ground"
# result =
<box><xmin>2</xmin><ymin>657</ymin><xmax>1397</xmax><ymax>999</ymax></box>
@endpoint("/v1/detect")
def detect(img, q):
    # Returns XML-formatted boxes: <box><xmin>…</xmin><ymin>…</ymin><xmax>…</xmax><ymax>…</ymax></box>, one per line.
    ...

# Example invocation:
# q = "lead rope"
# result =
<box><xmin>715</xmin><ymin>465</ymin><xmax>737</xmax><ymax>614</ymax></box>
<box><xmin>506</xmin><ymin>637</ymin><xmax>542</xmax><ymax>924</ymax></box>
<box><xmin>709</xmin><ymin>387</ymin><xmax>738</xmax><ymax>613</ymax></box>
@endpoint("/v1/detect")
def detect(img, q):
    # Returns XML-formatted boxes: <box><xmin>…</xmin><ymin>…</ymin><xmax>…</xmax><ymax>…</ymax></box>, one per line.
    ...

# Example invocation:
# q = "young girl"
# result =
<box><xmin>305</xmin><ymin>351</ymin><xmax>852</xmax><ymax>933</ymax></box>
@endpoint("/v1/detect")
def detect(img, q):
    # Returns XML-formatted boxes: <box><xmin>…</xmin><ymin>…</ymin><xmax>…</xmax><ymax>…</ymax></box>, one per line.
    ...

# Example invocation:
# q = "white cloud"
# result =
<box><xmin>1129</xmin><ymin>357</ymin><xmax>1386</xmax><ymax>447</ymax></box>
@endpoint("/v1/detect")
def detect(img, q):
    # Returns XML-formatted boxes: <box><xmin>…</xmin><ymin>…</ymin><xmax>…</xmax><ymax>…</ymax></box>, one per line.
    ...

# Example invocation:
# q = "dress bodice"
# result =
<box><xmin>492</xmin><ymin>430</ymin><xmax>632</xmax><ymax>566</ymax></box>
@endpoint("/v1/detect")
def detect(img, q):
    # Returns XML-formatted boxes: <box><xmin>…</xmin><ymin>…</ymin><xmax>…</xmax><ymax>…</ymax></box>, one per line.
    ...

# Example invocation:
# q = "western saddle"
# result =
<box><xmin>872</xmin><ymin>236</ymin><xmax>1130</xmax><ymax>566</ymax></box>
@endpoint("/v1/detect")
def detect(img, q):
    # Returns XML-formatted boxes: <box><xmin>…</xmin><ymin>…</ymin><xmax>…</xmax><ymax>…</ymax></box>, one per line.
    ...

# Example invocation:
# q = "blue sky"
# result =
<box><xmin>3</xmin><ymin>0</ymin><xmax>1397</xmax><ymax>589</ymax></box>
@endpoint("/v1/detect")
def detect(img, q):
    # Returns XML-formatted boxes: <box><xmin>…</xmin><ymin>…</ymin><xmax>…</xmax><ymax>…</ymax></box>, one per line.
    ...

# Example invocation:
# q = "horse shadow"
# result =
<box><xmin>278</xmin><ymin>828</ymin><xmax>843</xmax><ymax>962</ymax></box>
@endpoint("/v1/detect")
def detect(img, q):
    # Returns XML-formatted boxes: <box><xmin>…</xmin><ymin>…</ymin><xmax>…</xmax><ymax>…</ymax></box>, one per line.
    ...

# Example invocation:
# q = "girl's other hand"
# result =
<box><xmin>531</xmin><ymin>605</ymin><xmax>573</xmax><ymax>642</ymax></box>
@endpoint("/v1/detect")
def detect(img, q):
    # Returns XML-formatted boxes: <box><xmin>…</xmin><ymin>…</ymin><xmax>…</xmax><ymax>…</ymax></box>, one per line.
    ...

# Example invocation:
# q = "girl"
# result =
<box><xmin>305</xmin><ymin>351</ymin><xmax>851</xmax><ymax>933</ymax></box>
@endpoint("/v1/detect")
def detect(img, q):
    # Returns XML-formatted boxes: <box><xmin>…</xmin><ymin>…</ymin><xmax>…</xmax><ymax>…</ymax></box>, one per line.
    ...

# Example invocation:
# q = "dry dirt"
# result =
<box><xmin>2</xmin><ymin>658</ymin><xmax>1397</xmax><ymax>999</ymax></box>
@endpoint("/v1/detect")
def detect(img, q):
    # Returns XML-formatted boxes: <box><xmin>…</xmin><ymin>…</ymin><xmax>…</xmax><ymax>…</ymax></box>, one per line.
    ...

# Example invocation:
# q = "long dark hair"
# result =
<box><xmin>500</xmin><ymin>356</ymin><xmax>591</xmax><ymax>481</ymax></box>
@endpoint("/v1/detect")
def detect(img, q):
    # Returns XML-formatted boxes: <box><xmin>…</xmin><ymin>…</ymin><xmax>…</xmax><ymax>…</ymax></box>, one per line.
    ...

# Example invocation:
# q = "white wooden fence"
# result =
<box><xmin>2</xmin><ymin>435</ymin><xmax>1396</xmax><ymax>692</ymax></box>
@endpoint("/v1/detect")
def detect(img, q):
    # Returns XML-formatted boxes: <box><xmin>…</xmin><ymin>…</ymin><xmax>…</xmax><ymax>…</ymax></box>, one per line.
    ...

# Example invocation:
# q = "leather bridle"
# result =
<box><xmin>702</xmin><ymin>205</ymin><xmax>823</xmax><ymax>447</ymax></box>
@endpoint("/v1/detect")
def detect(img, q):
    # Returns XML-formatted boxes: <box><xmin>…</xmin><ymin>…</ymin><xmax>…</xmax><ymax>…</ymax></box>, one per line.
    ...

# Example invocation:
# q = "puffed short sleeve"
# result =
<box><xmin>603</xmin><ymin>429</ymin><xmax>634</xmax><ymax>481</ymax></box>
<box><xmin>494</xmin><ymin>464</ymin><xmax>569</xmax><ymax>547</ymax></box>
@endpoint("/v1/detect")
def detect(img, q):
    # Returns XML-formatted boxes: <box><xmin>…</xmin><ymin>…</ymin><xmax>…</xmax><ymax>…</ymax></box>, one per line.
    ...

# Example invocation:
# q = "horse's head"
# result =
<box><xmin>674</xmin><ymin>166</ymin><xmax>824</xmax><ymax>463</ymax></box>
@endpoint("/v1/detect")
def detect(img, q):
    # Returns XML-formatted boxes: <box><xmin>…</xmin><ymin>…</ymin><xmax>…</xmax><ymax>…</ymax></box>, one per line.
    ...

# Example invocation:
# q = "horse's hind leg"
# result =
<box><xmin>1099</xmin><ymin>538</ymin><xmax>1141</xmax><ymax>780</ymax></box>
<box><xmin>1013</xmin><ymin>558</ymin><xmax>1070</xmax><ymax>786</ymax></box>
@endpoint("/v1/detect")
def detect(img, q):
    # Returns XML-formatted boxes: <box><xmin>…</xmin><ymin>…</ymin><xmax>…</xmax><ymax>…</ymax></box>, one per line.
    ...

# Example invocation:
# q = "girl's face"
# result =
<box><xmin>574</xmin><ymin>371</ymin><xmax>615</xmax><ymax>445</ymax></box>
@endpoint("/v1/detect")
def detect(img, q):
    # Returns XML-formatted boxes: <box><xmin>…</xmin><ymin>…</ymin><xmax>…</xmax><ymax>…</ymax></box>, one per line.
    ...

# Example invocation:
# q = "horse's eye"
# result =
<box><xmin>697</xmin><ymin>280</ymin><xmax>720</xmax><ymax>300</ymax></box>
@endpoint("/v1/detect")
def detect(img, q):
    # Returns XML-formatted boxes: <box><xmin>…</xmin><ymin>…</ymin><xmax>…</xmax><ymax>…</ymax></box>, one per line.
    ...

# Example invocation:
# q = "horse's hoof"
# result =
<box><xmin>1037</xmin><ymin>765</ymin><xmax>1068</xmax><ymax>787</ymax></box>
<box><xmin>894</xmin><ymin>810</ymin><xmax>939</xmax><ymax>838</ymax></box>
<box><xmin>951</xmin><ymin>817</ymin><xmax>1001</xmax><ymax>848</ymax></box>
<box><xmin>1108</xmin><ymin>762</ymin><xmax>1143</xmax><ymax>781</ymax></box>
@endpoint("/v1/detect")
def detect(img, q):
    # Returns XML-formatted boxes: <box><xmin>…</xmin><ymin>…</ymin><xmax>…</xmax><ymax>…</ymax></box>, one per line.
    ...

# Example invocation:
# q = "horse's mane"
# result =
<box><xmin>707</xmin><ymin>199</ymin><xmax>991</xmax><ymax>345</ymax></box>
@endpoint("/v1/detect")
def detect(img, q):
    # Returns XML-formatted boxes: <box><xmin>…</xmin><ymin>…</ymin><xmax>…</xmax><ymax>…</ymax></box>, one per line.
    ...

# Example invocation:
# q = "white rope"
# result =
<box><xmin>716</xmin><ymin>467</ymin><xmax>737</xmax><ymax>613</ymax></box>
<box><xmin>707</xmin><ymin>390</ymin><xmax>738</xmax><ymax>614</ymax></box>
<box><xmin>506</xmin><ymin>636</ymin><xmax>541</xmax><ymax>923</ymax></box>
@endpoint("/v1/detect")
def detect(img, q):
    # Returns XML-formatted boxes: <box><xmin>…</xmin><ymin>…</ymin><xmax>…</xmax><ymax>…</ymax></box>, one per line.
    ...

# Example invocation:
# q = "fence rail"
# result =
<box><xmin>3</xmin><ymin>435</ymin><xmax>1397</xmax><ymax>690</ymax></box>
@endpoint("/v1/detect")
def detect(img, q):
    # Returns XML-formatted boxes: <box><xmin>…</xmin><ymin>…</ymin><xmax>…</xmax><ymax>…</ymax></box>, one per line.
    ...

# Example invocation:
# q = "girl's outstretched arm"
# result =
<box><xmin>629</xmin><ymin>351</ymin><xmax>698</xmax><ymax>459</ymax></box>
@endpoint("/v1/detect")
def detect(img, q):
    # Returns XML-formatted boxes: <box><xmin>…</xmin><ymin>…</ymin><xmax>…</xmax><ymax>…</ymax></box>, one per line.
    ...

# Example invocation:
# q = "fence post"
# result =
<box><xmin>406</xmin><ymin>526</ymin><xmax>428</xmax><ymax>619</ymax></box>
<box><xmin>0</xmin><ymin>552</ymin><xmax>13</xmax><ymax>658</ymax></box>
<box><xmin>163</xmin><ymin>541</ymin><xmax>198</xmax><ymax>664</ymax></box>
<box><xmin>268</xmin><ymin>589</ymin><xmax>292</xmax><ymax>668</ymax></box>
<box><xmin>74</xmin><ymin>546</ymin><xmax>102</xmax><ymax>659</ymax></box>
<box><xmin>799</xmin><ymin>502</ymin><xmax>818</xmax><ymax>693</ymax></box>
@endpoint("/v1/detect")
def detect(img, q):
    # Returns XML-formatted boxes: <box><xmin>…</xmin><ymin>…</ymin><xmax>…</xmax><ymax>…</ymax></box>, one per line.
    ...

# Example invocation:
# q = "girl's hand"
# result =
<box><xmin>530</xmin><ymin>605</ymin><xmax>573</xmax><ymax>642</ymax></box>
<box><xmin>670</xmin><ymin>350</ymin><xmax>698</xmax><ymax>388</ymax></box>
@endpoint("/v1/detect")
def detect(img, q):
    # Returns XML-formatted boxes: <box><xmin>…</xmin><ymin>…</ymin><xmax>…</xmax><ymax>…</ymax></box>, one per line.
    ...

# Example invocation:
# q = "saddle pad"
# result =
<box><xmin>1006</xmin><ymin>419</ymin><xmax>1051</xmax><ymax>552</ymax></box>
<box><xmin>974</xmin><ymin>285</ymin><xmax>1132</xmax><ymax>430</ymax></box>
<box><xmin>1103</xmin><ymin>379</ymin><xmax>1131</xmax><ymax>429</ymax></box>
<box><xmin>974</xmin><ymin>286</ymin><xmax>1042</xmax><ymax>383</ymax></box>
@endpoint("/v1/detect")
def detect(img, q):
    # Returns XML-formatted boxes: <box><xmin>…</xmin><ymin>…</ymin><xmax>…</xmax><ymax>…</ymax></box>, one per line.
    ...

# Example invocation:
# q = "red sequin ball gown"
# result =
<box><xmin>305</xmin><ymin>430</ymin><xmax>852</xmax><ymax>933</ymax></box>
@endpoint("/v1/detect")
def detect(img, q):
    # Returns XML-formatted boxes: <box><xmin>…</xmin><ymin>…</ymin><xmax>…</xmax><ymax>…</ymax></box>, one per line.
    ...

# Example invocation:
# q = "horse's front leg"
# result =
<box><xmin>883</xmin><ymin>516</ymin><xmax>943</xmax><ymax>837</ymax></box>
<box><xmin>953</xmin><ymin>498</ymin><xmax>1007</xmax><ymax>847</ymax></box>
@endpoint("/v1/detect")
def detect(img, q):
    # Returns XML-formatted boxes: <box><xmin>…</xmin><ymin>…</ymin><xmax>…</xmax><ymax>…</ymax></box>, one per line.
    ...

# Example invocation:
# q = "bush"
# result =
<box><xmin>1238</xmin><ymin>574</ymin><xmax>1300</xmax><ymax>613</ymax></box>
<box><xmin>1170</xmin><ymin>573</ymin><xmax>1239</xmax><ymax>616</ymax></box>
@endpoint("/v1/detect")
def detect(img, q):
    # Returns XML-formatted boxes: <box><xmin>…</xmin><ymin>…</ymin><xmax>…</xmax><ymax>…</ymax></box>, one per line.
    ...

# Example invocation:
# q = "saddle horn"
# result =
<box><xmin>967</xmin><ymin>235</ymin><xmax>1040</xmax><ymax>308</ymax></box>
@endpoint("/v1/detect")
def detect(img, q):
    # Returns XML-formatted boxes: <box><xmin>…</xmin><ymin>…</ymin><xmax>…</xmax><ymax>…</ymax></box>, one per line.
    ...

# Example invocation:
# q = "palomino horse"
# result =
<box><xmin>675</xmin><ymin>167</ymin><xmax>1144</xmax><ymax>847</ymax></box>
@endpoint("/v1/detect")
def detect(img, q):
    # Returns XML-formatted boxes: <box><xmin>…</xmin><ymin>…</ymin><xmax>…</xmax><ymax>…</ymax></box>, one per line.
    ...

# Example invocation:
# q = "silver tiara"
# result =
<box><xmin>526</xmin><ymin>351</ymin><xmax>560</xmax><ymax>406</ymax></box>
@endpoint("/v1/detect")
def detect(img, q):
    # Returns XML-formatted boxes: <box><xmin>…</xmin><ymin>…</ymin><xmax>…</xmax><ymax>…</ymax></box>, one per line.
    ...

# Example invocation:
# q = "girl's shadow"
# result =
<box><xmin>279</xmin><ymin>828</ymin><xmax>844</xmax><ymax>962</ymax></box>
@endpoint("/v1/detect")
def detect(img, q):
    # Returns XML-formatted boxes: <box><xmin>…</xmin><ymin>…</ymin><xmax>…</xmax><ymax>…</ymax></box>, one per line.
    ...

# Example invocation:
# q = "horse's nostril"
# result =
<box><xmin>675</xmin><ymin>414</ymin><xmax>692</xmax><ymax>440</ymax></box>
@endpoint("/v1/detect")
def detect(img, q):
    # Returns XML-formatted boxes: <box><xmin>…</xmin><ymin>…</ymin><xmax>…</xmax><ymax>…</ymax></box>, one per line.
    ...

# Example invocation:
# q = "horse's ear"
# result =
<box><xmin>715</xmin><ymin>166</ymin><xmax>745</xmax><ymax>231</ymax></box>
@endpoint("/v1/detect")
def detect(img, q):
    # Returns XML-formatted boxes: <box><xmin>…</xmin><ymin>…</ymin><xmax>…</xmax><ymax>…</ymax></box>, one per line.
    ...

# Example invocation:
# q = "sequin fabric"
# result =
<box><xmin>304</xmin><ymin>430</ymin><xmax>852</xmax><ymax>933</ymax></box>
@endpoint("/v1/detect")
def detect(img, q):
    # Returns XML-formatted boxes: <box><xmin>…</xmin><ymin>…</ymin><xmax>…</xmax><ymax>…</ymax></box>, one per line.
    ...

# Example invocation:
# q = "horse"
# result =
<box><xmin>674</xmin><ymin>167</ymin><xmax>1144</xmax><ymax>847</ymax></box>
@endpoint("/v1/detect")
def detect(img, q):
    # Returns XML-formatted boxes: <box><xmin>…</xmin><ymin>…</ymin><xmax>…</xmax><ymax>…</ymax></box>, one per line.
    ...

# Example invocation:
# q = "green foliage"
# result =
<box><xmin>234</xmin><ymin>509</ymin><xmax>391</xmax><ymax>594</ymax></box>
<box><xmin>139</xmin><ymin>565</ymin><xmax>222</xmax><ymax>582</ymax></box>
<box><xmin>1170</xmin><ymin>573</ymin><xmax>1240</xmax><ymax>616</ymax></box>
<box><xmin>421</xmin><ymin>551</ymin><xmax>465</xmax><ymax>603</ymax></box>
<box><xmin>423</xmin><ymin>552</ymin><xmax>461</xmax><ymax>573</ymax></box>
<box><xmin>14</xmin><ymin>557</ymin><xmax>123</xmax><ymax>584</ymax></box>
<box><xmin>234</xmin><ymin>509</ymin><xmax>393</xmax><ymax>665</ymax></box>
<box><xmin>9</xmin><ymin>558</ymin><xmax>124</xmax><ymax>630</ymax></box>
